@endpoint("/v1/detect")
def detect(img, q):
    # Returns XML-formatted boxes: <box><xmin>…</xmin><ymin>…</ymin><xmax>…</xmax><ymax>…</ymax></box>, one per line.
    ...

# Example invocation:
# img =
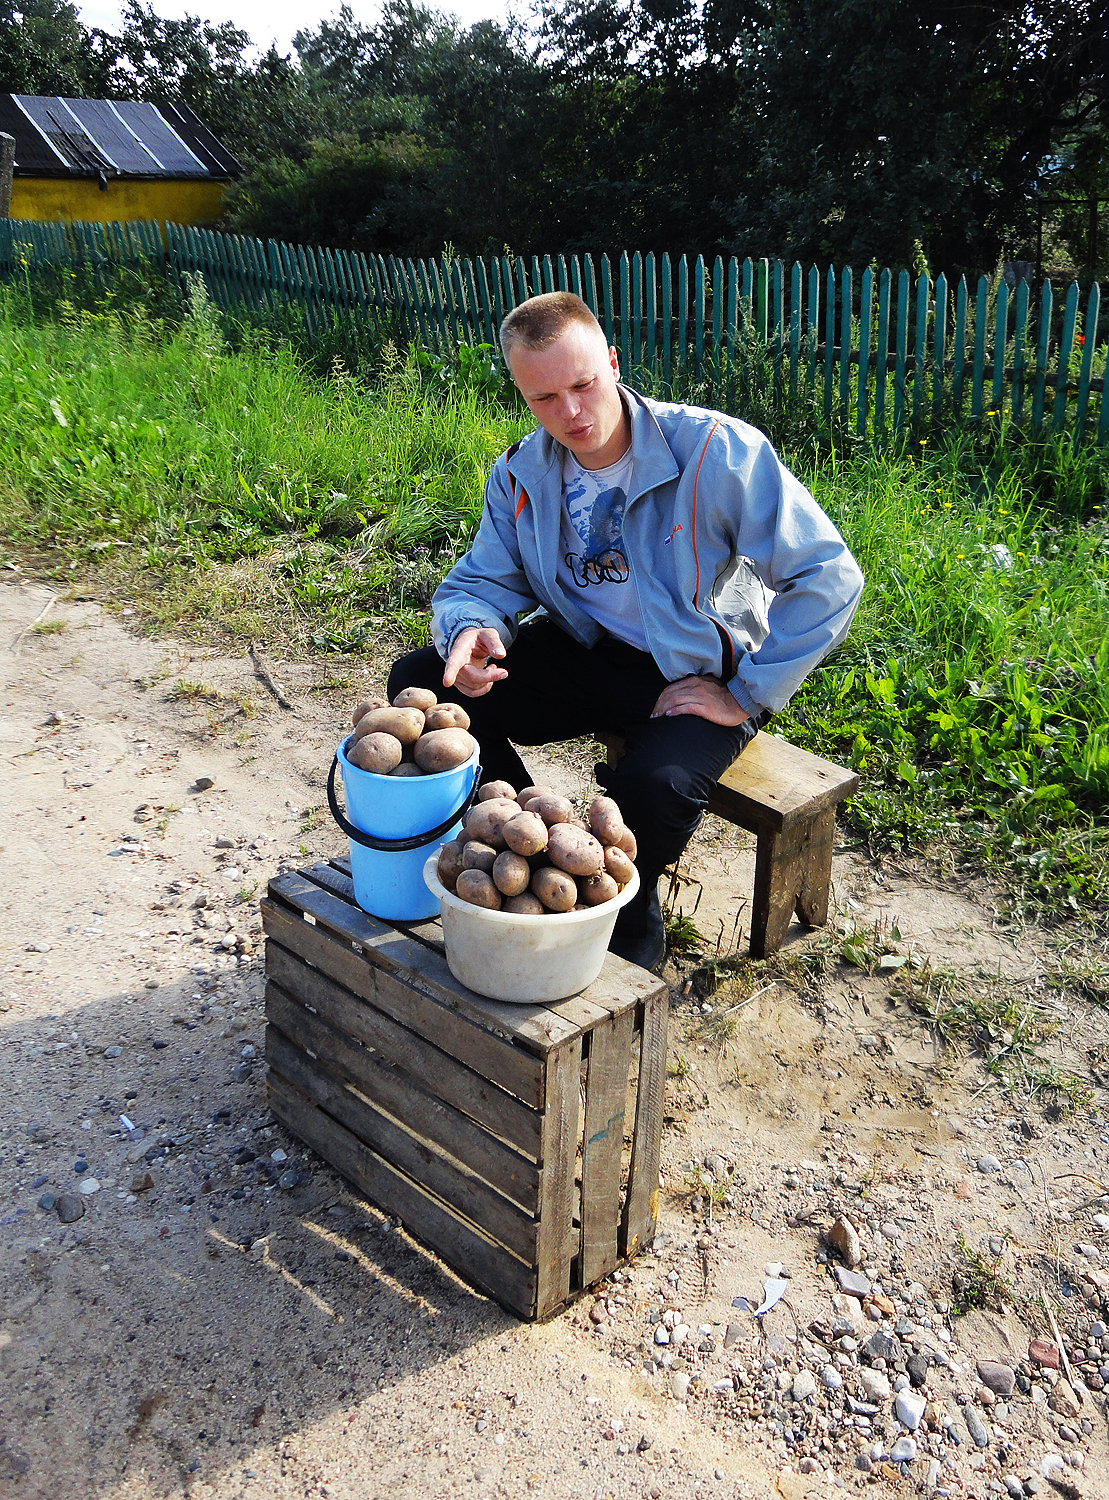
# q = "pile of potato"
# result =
<box><xmin>436</xmin><ymin>782</ymin><xmax>637</xmax><ymax>915</ymax></box>
<box><xmin>347</xmin><ymin>688</ymin><xmax>475</xmax><ymax>776</ymax></box>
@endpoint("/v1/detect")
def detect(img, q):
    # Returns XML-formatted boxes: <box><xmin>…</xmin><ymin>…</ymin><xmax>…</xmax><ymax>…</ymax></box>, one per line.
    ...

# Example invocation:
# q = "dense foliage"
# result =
<box><xmin>3</xmin><ymin>0</ymin><xmax>1105</xmax><ymax>277</ymax></box>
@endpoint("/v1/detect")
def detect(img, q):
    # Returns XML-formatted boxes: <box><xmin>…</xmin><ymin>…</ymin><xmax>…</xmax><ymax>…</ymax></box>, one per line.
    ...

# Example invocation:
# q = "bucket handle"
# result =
<box><xmin>326</xmin><ymin>747</ymin><xmax>482</xmax><ymax>853</ymax></box>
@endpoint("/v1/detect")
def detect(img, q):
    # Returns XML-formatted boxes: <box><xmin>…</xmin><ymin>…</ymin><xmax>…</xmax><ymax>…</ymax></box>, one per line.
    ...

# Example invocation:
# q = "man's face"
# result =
<box><xmin>507</xmin><ymin>322</ymin><xmax>629</xmax><ymax>469</ymax></box>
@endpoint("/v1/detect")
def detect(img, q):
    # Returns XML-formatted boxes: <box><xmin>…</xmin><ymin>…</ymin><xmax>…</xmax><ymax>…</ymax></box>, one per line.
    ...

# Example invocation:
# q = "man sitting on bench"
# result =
<box><xmin>389</xmin><ymin>292</ymin><xmax>863</xmax><ymax>972</ymax></box>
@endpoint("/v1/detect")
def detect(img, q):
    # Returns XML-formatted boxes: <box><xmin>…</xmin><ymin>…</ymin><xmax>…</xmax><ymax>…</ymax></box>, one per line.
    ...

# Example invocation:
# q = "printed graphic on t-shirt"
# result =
<box><xmin>563</xmin><ymin>473</ymin><xmax>630</xmax><ymax>587</ymax></box>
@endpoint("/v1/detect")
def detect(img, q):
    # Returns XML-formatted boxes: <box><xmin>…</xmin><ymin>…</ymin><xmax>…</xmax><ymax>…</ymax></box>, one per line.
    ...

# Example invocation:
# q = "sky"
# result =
<box><xmin>76</xmin><ymin>0</ymin><xmax>515</xmax><ymax>58</ymax></box>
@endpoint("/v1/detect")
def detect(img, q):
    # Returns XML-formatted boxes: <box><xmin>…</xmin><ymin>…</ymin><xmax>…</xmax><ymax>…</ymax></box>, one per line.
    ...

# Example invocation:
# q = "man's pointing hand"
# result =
<box><xmin>442</xmin><ymin>626</ymin><xmax>508</xmax><ymax>698</ymax></box>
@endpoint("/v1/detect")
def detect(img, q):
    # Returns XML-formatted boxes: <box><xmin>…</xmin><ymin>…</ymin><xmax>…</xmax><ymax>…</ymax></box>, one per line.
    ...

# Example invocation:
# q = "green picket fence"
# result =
<box><xmin>2</xmin><ymin>216</ymin><xmax>1105</xmax><ymax>449</ymax></box>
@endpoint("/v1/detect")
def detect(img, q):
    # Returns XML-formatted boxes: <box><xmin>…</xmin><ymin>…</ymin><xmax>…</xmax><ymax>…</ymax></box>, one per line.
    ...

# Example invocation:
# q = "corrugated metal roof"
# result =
<box><xmin>1</xmin><ymin>95</ymin><xmax>240</xmax><ymax>180</ymax></box>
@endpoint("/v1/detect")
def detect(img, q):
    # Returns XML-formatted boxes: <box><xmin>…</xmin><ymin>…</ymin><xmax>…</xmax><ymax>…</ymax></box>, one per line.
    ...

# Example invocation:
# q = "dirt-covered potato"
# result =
<box><xmin>461</xmin><ymin>840</ymin><xmax>497</xmax><ymax>874</ymax></box>
<box><xmin>501</xmin><ymin>811</ymin><xmax>548</xmax><ymax>858</ymax></box>
<box><xmin>388</xmin><ymin>762</ymin><xmax>425</xmax><ymax>777</ymax></box>
<box><xmin>423</xmin><ymin>703</ymin><xmax>471</xmax><ymax>733</ymax></box>
<box><xmin>615</xmin><ymin>825</ymin><xmax>637</xmax><ymax>860</ymax></box>
<box><xmin>588</xmin><ymin>795</ymin><xmax>627</xmax><ymax>847</ymax></box>
<box><xmin>603</xmin><ymin>845</ymin><xmax>636</xmax><ymax>886</ymax></box>
<box><xmin>527</xmin><ymin>793</ymin><xmax>574</xmax><ymax>827</ymax></box>
<box><xmin>546</xmin><ymin>823</ymin><xmax>605</xmax><ymax>878</ymax></box>
<box><xmin>392</xmin><ymin>686</ymin><xmax>437</xmax><ymax>712</ymax></box>
<box><xmin>579</xmin><ymin>870</ymin><xmax>620</xmax><ymax>906</ymax></box>
<box><xmin>354</xmin><ymin>706</ymin><xmax>425</xmax><ymax>746</ymax></box>
<box><xmin>517</xmin><ymin>784</ymin><xmax>554</xmax><ymax>807</ymax></box>
<box><xmin>436</xmin><ymin>840</ymin><xmax>465</xmax><ymax>891</ymax></box>
<box><xmin>504</xmin><ymin>892</ymin><xmax>544</xmax><ymax>915</ymax></box>
<box><xmin>413</xmin><ymin>728</ymin><xmax>475</xmax><ymax>774</ymax></box>
<box><xmin>464</xmin><ymin>798</ymin><xmax>520</xmax><ymax>850</ymax></box>
<box><xmin>347</xmin><ymin>731</ymin><xmax>403</xmax><ymax>774</ymax></box>
<box><xmin>492</xmin><ymin>849</ymin><xmax>530</xmax><ymax>897</ymax></box>
<box><xmin>479</xmin><ymin>779</ymin><xmax>518</xmax><ymax>803</ymax></box>
<box><xmin>531</xmin><ymin>867</ymin><xmax>577</xmax><ymax>912</ymax></box>
<box><xmin>455</xmin><ymin>869</ymin><xmax>502</xmax><ymax>909</ymax></box>
<box><xmin>351</xmin><ymin>696</ymin><xmax>387</xmax><ymax>727</ymax></box>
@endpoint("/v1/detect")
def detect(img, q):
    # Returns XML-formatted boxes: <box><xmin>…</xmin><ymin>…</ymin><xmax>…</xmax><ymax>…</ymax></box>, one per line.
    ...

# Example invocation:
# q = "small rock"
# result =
<box><xmin>890</xmin><ymin>1437</ymin><xmax>917</xmax><ymax>1464</ymax></box>
<box><xmin>588</xmin><ymin>1302</ymin><xmax>607</xmax><ymax>1325</ymax></box>
<box><xmin>271</xmin><ymin>1148</ymin><xmax>287</xmax><ymax>1162</ymax></box>
<box><xmin>234</xmin><ymin>1062</ymin><xmax>253</xmax><ymax>1083</ymax></box>
<box><xmin>977</xmin><ymin>1360</ymin><xmax>1016</xmax><ymax>1397</ymax></box>
<box><xmin>79</xmin><ymin>1177</ymin><xmax>100</xmax><ymax>1195</ymax></box>
<box><xmin>859</xmin><ymin>1369</ymin><xmax>891</xmax><ymax>1401</ymax></box>
<box><xmin>864</xmin><ymin>1330</ymin><xmax>901</xmax><ymax>1363</ymax></box>
<box><xmin>1030</xmin><ymin>1339</ymin><xmax>1060</xmax><ymax>1369</ymax></box>
<box><xmin>654</xmin><ymin>1325</ymin><xmax>670</xmax><ymax>1346</ymax></box>
<box><xmin>669</xmin><ymin>1372</ymin><xmax>689</xmax><ymax>1402</ymax></box>
<box><xmin>978</xmin><ymin>1155</ymin><xmax>1001</xmax><ymax>1173</ymax></box>
<box><xmin>834</xmin><ymin>1267</ymin><xmax>872</xmax><ymax>1298</ymax></box>
<box><xmin>278</xmin><ymin>1169</ymin><xmax>298</xmax><ymax>1190</ymax></box>
<box><xmin>907</xmin><ymin>1353</ymin><xmax>929</xmax><ymax>1388</ymax></box>
<box><xmin>894</xmin><ymin>1389</ymin><xmax>926</xmax><ymax>1431</ymax></box>
<box><xmin>130</xmin><ymin>1173</ymin><xmax>155</xmax><ymax>1193</ymax></box>
<box><xmin>827</xmin><ymin>1215</ymin><xmax>863</xmax><ymax>1269</ymax></box>
<box><xmin>103</xmin><ymin>1045</ymin><xmax>122</xmax><ymax>1059</ymax></box>
<box><xmin>24</xmin><ymin>942</ymin><xmax>51</xmax><ymax>953</ymax></box>
<box><xmin>55</xmin><ymin>1193</ymin><xmax>86</xmax><ymax>1224</ymax></box>
<box><xmin>636</xmin><ymin>1431</ymin><xmax>654</xmax><ymax>1453</ymax></box>
<box><xmin>144</xmin><ymin>978</ymin><xmax>159</xmax><ymax>991</ymax></box>
<box><xmin>1047</xmin><ymin>1380</ymin><xmax>1080</xmax><ymax>1419</ymax></box>
<box><xmin>214</xmin><ymin>836</ymin><xmax>235</xmax><ymax>849</ymax></box>
<box><xmin>793</xmin><ymin>1370</ymin><xmax>817</xmax><ymax>1401</ymax></box>
<box><xmin>799</xmin><ymin>1458</ymin><xmax>821</xmax><ymax>1474</ymax></box>
<box><xmin>195</xmin><ymin>776</ymin><xmax>215</xmax><ymax>791</ymax></box>
<box><xmin>964</xmin><ymin>1406</ymin><xmax>989</xmax><ymax>1448</ymax></box>
<box><xmin>821</xmin><ymin>1365</ymin><xmax>843</xmax><ymax>1390</ymax></box>
<box><xmin>1040</xmin><ymin>1455</ymin><xmax>1065</xmax><ymax>1479</ymax></box>
<box><xmin>1003</xmin><ymin>1477</ymin><xmax>1024</xmax><ymax>1500</ymax></box>
<box><xmin>37</xmin><ymin>1192</ymin><xmax>56</xmax><ymax>1211</ymax></box>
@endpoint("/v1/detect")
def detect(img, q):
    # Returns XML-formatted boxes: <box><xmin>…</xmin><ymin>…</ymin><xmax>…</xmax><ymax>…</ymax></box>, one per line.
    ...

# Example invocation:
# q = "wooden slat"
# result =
<box><xmin>823</xmin><ymin>264</ymin><xmax>836</xmax><ymax>423</ymax></box>
<box><xmin>712</xmin><ymin>255</ymin><xmax>723</xmax><ymax>393</ymax></box>
<box><xmin>933</xmin><ymin>272</ymin><xmax>948</xmax><ymax>423</ymax></box>
<box><xmin>263</xmin><ymin>880</ymin><xmax>556</xmax><ymax>1085</ymax></box>
<box><xmin>583</xmin><ymin>253</ymin><xmax>599</xmax><ymax>319</ymax></box>
<box><xmin>857</xmin><ymin>265</ymin><xmax>872</xmax><ymax>438</ymax></box>
<box><xmin>789</xmin><ymin>261</ymin><xmax>801</xmax><ymax>403</ymax></box>
<box><xmin>1052</xmin><ymin>281</ymin><xmax>1078</xmax><ymax>432</ymax></box>
<box><xmin>580</xmin><ymin>1008</ymin><xmax>635</xmax><ymax>1286</ymax></box>
<box><xmin>632</xmin><ymin>250</ymin><xmax>642</xmax><ymax>371</ymax></box>
<box><xmin>807</xmin><ymin>264</ymin><xmax>820</xmax><ymax>394</ymax></box>
<box><xmin>535</xmin><ymin>1038</ymin><xmax>581</xmax><ymax>1318</ymax></box>
<box><xmin>265</xmin><ymin>952</ymin><xmax>540</xmax><ymax>1207</ymax></box>
<box><xmin>601</xmin><ymin>254</ymin><xmax>614</xmax><ymax>347</ymax></box>
<box><xmin>645</xmin><ymin>251</ymin><xmax>656</xmax><ymax>374</ymax></box>
<box><xmin>992</xmin><ymin>279</ymin><xmax>1009</xmax><ymax>411</ymax></box>
<box><xmin>1012</xmin><ymin>277</ymin><xmax>1029</xmax><ymax>424</ymax></box>
<box><xmin>725</xmin><ymin>255</ymin><xmax>738</xmax><ymax>411</ymax></box>
<box><xmin>661</xmin><ymin>251</ymin><xmax>672</xmax><ymax>382</ymax></box>
<box><xmin>1074</xmin><ymin>281</ymin><xmax>1100</xmax><ymax>449</ymax></box>
<box><xmin>694</xmin><ymin>254</ymin><xmax>705</xmax><ymax>380</ymax></box>
<box><xmin>266</xmin><ymin>1069</ymin><xmax>537</xmax><ymax>1319</ymax></box>
<box><xmin>952</xmin><ymin>274</ymin><xmax>967</xmax><ymax>414</ymax></box>
<box><xmin>266</xmin><ymin>1002</ymin><xmax>538</xmax><ymax>1260</ymax></box>
<box><xmin>971</xmin><ymin>276</ymin><xmax>988</xmax><ymax>419</ymax></box>
<box><xmin>678</xmin><ymin>254</ymin><xmax>689</xmax><ymax>376</ymax></box>
<box><xmin>264</xmin><ymin>935</ymin><xmax>542</xmax><ymax>1154</ymax></box>
<box><xmin>893</xmin><ymin>268</ymin><xmax>909</xmax><ymax>434</ymax></box>
<box><xmin>620</xmin><ymin>984</ymin><xmax>668</xmax><ymax>1258</ymax></box>
<box><xmin>619</xmin><ymin>252</ymin><xmax>630</xmax><ymax>369</ymax></box>
<box><xmin>913</xmin><ymin>273</ymin><xmax>930</xmax><ymax>430</ymax></box>
<box><xmin>874</xmin><ymin>267</ymin><xmax>890</xmax><ymax>430</ymax></box>
<box><xmin>1031</xmin><ymin>280</ymin><xmax>1052</xmax><ymax>430</ymax></box>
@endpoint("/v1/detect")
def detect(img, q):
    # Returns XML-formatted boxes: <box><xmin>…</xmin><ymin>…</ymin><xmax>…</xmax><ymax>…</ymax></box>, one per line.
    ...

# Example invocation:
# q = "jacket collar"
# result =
<box><xmin>506</xmin><ymin>385</ymin><xmax>680</xmax><ymax>501</ymax></box>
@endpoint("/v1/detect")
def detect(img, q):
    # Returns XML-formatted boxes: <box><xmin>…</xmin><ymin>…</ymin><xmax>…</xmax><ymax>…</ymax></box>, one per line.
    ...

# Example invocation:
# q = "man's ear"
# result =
<box><xmin>608</xmin><ymin>345</ymin><xmax>621</xmax><ymax>379</ymax></box>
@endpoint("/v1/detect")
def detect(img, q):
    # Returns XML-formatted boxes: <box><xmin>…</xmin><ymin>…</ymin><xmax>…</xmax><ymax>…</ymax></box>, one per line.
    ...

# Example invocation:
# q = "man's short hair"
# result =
<box><xmin>499</xmin><ymin>292</ymin><xmax>604</xmax><ymax>364</ymax></box>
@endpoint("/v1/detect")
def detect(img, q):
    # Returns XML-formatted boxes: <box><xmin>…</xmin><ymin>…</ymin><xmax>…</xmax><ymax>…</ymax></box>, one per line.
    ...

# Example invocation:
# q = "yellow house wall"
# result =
<box><xmin>9</xmin><ymin>177</ymin><xmax>227</xmax><ymax>227</ymax></box>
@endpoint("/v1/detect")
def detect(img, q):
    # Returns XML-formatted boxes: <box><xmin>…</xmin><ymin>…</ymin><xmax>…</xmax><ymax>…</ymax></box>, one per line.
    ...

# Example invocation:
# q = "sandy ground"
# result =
<box><xmin>2</xmin><ymin>574</ymin><xmax>1108</xmax><ymax>1500</ymax></box>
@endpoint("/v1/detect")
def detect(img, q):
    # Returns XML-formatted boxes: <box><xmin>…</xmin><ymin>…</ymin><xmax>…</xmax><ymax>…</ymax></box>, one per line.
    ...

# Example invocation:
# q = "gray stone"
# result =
<box><xmin>79</xmin><ymin>1177</ymin><xmax>100</xmax><ymax>1195</ymax></box>
<box><xmin>907</xmin><ymin>1354</ymin><xmax>929</xmax><ymax>1388</ymax></box>
<box><xmin>834</xmin><ymin>1267</ymin><xmax>872</xmax><ymax>1299</ymax></box>
<box><xmin>977</xmin><ymin>1154</ymin><xmax>1001</xmax><ymax>1173</ymax></box>
<box><xmin>1047</xmin><ymin>1380</ymin><xmax>1080</xmax><ymax>1419</ymax></box>
<box><xmin>792</xmin><ymin>1370</ymin><xmax>817</xmax><ymax>1401</ymax></box>
<box><xmin>977</xmin><ymin>1359</ymin><xmax>1016</xmax><ymax>1397</ymax></box>
<box><xmin>55</xmin><ymin>1192</ymin><xmax>85</xmax><ymax>1223</ymax></box>
<box><xmin>215</xmin><ymin>835</ymin><xmax>235</xmax><ymax>849</ymax></box>
<box><xmin>669</xmin><ymin>1372</ymin><xmax>689</xmax><ymax>1402</ymax></box>
<box><xmin>827</xmin><ymin>1215</ymin><xmax>863</xmax><ymax>1269</ymax></box>
<box><xmin>890</xmin><ymin>1437</ymin><xmax>917</xmax><ymax>1464</ymax></box>
<box><xmin>964</xmin><ymin>1406</ymin><xmax>989</xmax><ymax>1448</ymax></box>
<box><xmin>1003</xmin><ymin>1478</ymin><xmax>1024</xmax><ymax>1499</ymax></box>
<box><xmin>859</xmin><ymin>1368</ymin><xmax>891</xmax><ymax>1401</ymax></box>
<box><xmin>37</xmin><ymin>1192</ymin><xmax>55</xmax><ymax>1211</ymax></box>
<box><xmin>821</xmin><ymin>1365</ymin><xmax>843</xmax><ymax>1390</ymax></box>
<box><xmin>278</xmin><ymin>1169</ymin><xmax>298</xmax><ymax>1190</ymax></box>
<box><xmin>799</xmin><ymin>1458</ymin><xmax>821</xmax><ymax>1474</ymax></box>
<box><xmin>195</xmin><ymin>776</ymin><xmax>215</xmax><ymax>790</ymax></box>
<box><xmin>103</xmin><ymin>1045</ymin><xmax>122</xmax><ymax>1059</ymax></box>
<box><xmin>894</xmin><ymin>1389</ymin><xmax>926</xmax><ymax>1431</ymax></box>
<box><xmin>864</xmin><ymin>1329</ymin><xmax>901</xmax><ymax>1363</ymax></box>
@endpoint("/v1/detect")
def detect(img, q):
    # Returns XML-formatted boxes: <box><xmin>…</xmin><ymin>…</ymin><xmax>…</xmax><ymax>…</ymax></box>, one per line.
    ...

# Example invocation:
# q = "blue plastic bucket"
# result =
<box><xmin>328</xmin><ymin>737</ymin><xmax>480</xmax><ymax>922</ymax></box>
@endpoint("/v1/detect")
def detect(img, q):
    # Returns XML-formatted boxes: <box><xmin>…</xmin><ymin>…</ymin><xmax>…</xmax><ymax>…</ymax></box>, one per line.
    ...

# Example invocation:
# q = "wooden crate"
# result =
<box><xmin>261</xmin><ymin>862</ymin><xmax>669</xmax><ymax>1321</ymax></box>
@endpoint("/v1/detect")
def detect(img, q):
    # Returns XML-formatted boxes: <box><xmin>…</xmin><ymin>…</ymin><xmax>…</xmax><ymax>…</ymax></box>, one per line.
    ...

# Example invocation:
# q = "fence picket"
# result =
<box><xmin>645</xmin><ymin>251</ymin><xmax>656</xmax><ymax>374</ymax></box>
<box><xmin>631</xmin><ymin>251</ymin><xmax>642</xmax><ymax>371</ymax></box>
<box><xmin>530</xmin><ymin>255</ymin><xmax>542</xmax><ymax>299</ymax></box>
<box><xmin>661</xmin><ymin>252</ymin><xmax>672</xmax><ymax>383</ymax></box>
<box><xmin>726</xmin><ymin>256</ymin><xmax>738</xmax><ymax>410</ymax></box>
<box><xmin>951</xmin><ymin>276</ymin><xmax>967</xmax><ymax>414</ymax></box>
<box><xmin>894</xmin><ymin>269</ymin><xmax>910</xmax><ymax>435</ymax></box>
<box><xmin>1074</xmin><ymin>282</ymin><xmax>1100</xmax><ymax>449</ymax></box>
<box><xmin>823</xmin><ymin>265</ymin><xmax>836</xmax><ymax>423</ymax></box>
<box><xmin>992</xmin><ymin>281</ymin><xmax>1009</xmax><ymax>411</ymax></box>
<box><xmin>583</xmin><ymin>254</ymin><xmax>599</xmax><ymax>320</ymax></box>
<box><xmin>516</xmin><ymin>256</ymin><xmax>528</xmax><ymax>306</ymax></box>
<box><xmin>542</xmin><ymin>254</ymin><xmax>554</xmax><ymax>294</ymax></box>
<box><xmin>772</xmin><ymin>260</ymin><xmax>784</xmax><ymax>394</ymax></box>
<box><xmin>677</xmin><ymin>255</ymin><xmax>688</xmax><ymax>375</ymax></box>
<box><xmin>807</xmin><ymin>265</ymin><xmax>819</xmax><ymax>394</ymax></box>
<box><xmin>475</xmin><ymin>259</ymin><xmax>496</xmax><ymax>345</ymax></box>
<box><xmin>971</xmin><ymin>277</ymin><xmax>987</xmax><ymax>419</ymax></box>
<box><xmin>838</xmin><ymin>267</ymin><xmax>852</xmax><ymax>426</ymax></box>
<box><xmin>1012</xmin><ymin>278</ymin><xmax>1029</xmax><ymax>424</ymax></box>
<box><xmin>601</xmin><ymin>255</ymin><xmax>614</xmax><ymax>347</ymax></box>
<box><xmin>619</xmin><ymin>253</ymin><xmax>630</xmax><ymax>369</ymax></box>
<box><xmin>933</xmin><ymin>272</ymin><xmax>948</xmax><ymax>423</ymax></box>
<box><xmin>913</xmin><ymin>274</ymin><xmax>930</xmax><ymax>430</ymax></box>
<box><xmin>1031</xmin><ymin>281</ymin><xmax>1052</xmax><ymax>430</ymax></box>
<box><xmin>694</xmin><ymin>255</ymin><xmax>705</xmax><ymax>380</ymax></box>
<box><xmin>1052</xmin><ymin>282</ymin><xmax>1079</xmax><ymax>433</ymax></box>
<box><xmin>712</xmin><ymin>256</ymin><xmax>724</xmax><ymax>398</ymax></box>
<box><xmin>857</xmin><ymin>266</ymin><xmax>872</xmax><ymax>438</ymax></box>
<box><xmin>874</xmin><ymin>268</ymin><xmax>890</xmax><ymax>430</ymax></box>
<box><xmin>558</xmin><ymin>254</ymin><xmax>568</xmax><ymax>293</ymax></box>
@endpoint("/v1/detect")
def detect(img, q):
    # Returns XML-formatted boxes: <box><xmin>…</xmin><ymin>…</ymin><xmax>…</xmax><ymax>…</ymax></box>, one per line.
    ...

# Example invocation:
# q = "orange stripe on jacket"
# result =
<box><xmin>506</xmin><ymin>455</ymin><xmax>530</xmax><ymax>521</ymax></box>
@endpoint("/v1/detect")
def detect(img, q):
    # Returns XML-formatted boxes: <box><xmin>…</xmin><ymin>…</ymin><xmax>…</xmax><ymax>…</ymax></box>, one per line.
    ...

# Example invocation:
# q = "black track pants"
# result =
<box><xmin>388</xmin><ymin>620</ymin><xmax>760</xmax><ymax>919</ymax></box>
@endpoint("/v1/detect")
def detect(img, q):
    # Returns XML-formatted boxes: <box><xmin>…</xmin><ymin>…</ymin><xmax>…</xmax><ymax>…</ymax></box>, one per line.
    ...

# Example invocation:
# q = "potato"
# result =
<box><xmin>464</xmin><ymin>798</ymin><xmax>520</xmax><ymax>850</ymax></box>
<box><xmin>504</xmin><ymin>892</ymin><xmax>544</xmax><ymax>915</ymax></box>
<box><xmin>588</xmin><ymin>795</ymin><xmax>627</xmax><ymax>847</ymax></box>
<box><xmin>603</xmin><ymin>845</ymin><xmax>636</xmax><ymax>886</ymax></box>
<box><xmin>392</xmin><ymin>686</ymin><xmax>437</xmax><ymax>712</ymax></box>
<box><xmin>492</xmin><ymin>849</ymin><xmax>531</xmax><ymax>896</ymax></box>
<box><xmin>347</xmin><ymin>731</ymin><xmax>403</xmax><ymax>774</ymax></box>
<box><xmin>351</xmin><ymin>696</ymin><xmax>387</xmax><ymax>727</ymax></box>
<box><xmin>354</xmin><ymin>706</ymin><xmax>425</xmax><ymax>746</ymax></box>
<box><xmin>414</xmin><ymin>728</ymin><xmax>475</xmax><ymax>774</ymax></box>
<box><xmin>436</xmin><ymin>840</ymin><xmax>465</xmax><ymax>891</ymax></box>
<box><xmin>546</xmin><ymin>823</ymin><xmax>605</xmax><ymax>878</ymax></box>
<box><xmin>517</xmin><ymin>784</ymin><xmax>554</xmax><ymax>807</ymax></box>
<box><xmin>389</xmin><ymin>762</ymin><xmax>425</xmax><ymax>777</ymax></box>
<box><xmin>615</xmin><ymin>825</ymin><xmax>638</xmax><ymax>860</ymax></box>
<box><xmin>423</xmin><ymin>703</ymin><xmax>471</xmax><ymax>732</ymax></box>
<box><xmin>461</xmin><ymin>840</ymin><xmax>497</xmax><ymax>874</ymax></box>
<box><xmin>479</xmin><ymin>779</ymin><xmax>518</xmax><ymax>803</ymax></box>
<box><xmin>502</xmin><ymin>811</ymin><xmax>548</xmax><ymax>858</ymax></box>
<box><xmin>455</xmin><ymin>869</ymin><xmax>502</xmax><ymax>909</ymax></box>
<box><xmin>579</xmin><ymin>871</ymin><xmax>620</xmax><ymax>906</ymax></box>
<box><xmin>531</xmin><ymin>867</ymin><xmax>577</xmax><ymax>912</ymax></box>
<box><xmin>527</xmin><ymin>793</ymin><xmax>574</xmax><ymax>827</ymax></box>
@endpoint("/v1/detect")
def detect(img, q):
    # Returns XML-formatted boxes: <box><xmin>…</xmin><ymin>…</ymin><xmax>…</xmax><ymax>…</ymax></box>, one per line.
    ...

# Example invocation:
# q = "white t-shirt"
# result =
<box><xmin>555</xmin><ymin>446</ymin><xmax>648</xmax><ymax>651</ymax></box>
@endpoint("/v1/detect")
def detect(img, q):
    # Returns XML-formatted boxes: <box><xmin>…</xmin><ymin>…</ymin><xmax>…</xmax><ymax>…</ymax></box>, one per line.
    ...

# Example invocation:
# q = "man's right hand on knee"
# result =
<box><xmin>442</xmin><ymin>626</ymin><xmax>508</xmax><ymax>698</ymax></box>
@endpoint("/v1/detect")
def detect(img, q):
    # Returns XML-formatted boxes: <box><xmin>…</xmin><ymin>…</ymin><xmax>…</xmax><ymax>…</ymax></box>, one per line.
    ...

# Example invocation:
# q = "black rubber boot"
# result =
<box><xmin>610</xmin><ymin>883</ymin><xmax>666</xmax><ymax>973</ymax></box>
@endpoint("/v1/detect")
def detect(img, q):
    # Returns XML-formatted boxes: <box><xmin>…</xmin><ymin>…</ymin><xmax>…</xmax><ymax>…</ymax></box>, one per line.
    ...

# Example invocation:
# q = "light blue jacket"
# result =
<box><xmin>431</xmin><ymin>387</ymin><xmax>864</xmax><ymax>717</ymax></box>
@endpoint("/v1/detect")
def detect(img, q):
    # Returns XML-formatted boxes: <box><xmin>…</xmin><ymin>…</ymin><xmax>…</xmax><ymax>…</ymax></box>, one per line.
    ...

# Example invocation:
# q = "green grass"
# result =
<box><xmin>2</xmin><ymin>280</ymin><xmax>1107</xmax><ymax>918</ymax></box>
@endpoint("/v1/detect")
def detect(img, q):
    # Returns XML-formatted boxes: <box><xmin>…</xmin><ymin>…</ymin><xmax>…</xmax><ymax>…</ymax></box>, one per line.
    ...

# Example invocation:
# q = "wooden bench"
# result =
<box><xmin>602</xmin><ymin>730</ymin><xmax>858</xmax><ymax>959</ymax></box>
<box><xmin>261</xmin><ymin>859</ymin><xmax>669</xmax><ymax>1321</ymax></box>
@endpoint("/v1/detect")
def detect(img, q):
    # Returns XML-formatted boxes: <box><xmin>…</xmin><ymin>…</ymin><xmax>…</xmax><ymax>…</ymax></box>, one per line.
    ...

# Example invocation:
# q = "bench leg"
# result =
<box><xmin>749</xmin><ymin>808</ymin><xmax>837</xmax><ymax>958</ymax></box>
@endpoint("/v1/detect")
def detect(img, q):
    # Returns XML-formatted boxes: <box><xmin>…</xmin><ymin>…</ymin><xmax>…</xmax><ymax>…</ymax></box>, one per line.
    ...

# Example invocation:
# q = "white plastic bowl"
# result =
<box><xmin>423</xmin><ymin>853</ymin><xmax>641</xmax><ymax>1003</ymax></box>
